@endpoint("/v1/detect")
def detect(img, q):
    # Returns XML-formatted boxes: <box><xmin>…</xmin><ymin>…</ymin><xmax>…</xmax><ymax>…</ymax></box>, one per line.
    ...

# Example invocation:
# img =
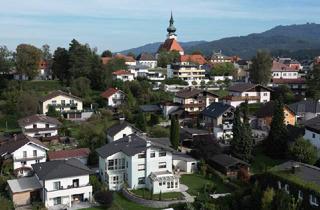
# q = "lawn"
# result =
<box><xmin>180</xmin><ymin>173</ymin><xmax>231</xmax><ymax>196</ymax></box>
<box><xmin>81</xmin><ymin>192</ymin><xmax>159</xmax><ymax>210</ymax></box>
<box><xmin>130</xmin><ymin>188</ymin><xmax>183</xmax><ymax>200</ymax></box>
<box><xmin>21</xmin><ymin>80</ymin><xmax>63</xmax><ymax>95</ymax></box>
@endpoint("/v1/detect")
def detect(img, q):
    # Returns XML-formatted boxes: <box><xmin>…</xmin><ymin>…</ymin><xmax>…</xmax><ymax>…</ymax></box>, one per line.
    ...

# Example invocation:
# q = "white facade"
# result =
<box><xmin>272</xmin><ymin>71</ymin><xmax>299</xmax><ymax>79</ymax></box>
<box><xmin>173</xmin><ymin>159</ymin><xmax>197</xmax><ymax>173</ymax></box>
<box><xmin>41</xmin><ymin>95</ymin><xmax>83</xmax><ymax>115</ymax></box>
<box><xmin>22</xmin><ymin>122</ymin><xmax>59</xmax><ymax>138</ymax></box>
<box><xmin>107</xmin><ymin>91</ymin><xmax>125</xmax><ymax>107</ymax></box>
<box><xmin>227</xmin><ymin>90</ymin><xmax>270</xmax><ymax>108</ymax></box>
<box><xmin>12</xmin><ymin>143</ymin><xmax>48</xmax><ymax>177</ymax></box>
<box><xmin>107</xmin><ymin>126</ymin><xmax>136</xmax><ymax>143</ymax></box>
<box><xmin>137</xmin><ymin>60</ymin><xmax>157</xmax><ymax>69</ymax></box>
<box><xmin>113</xmin><ymin>74</ymin><xmax>134</xmax><ymax>82</ymax></box>
<box><xmin>304</xmin><ymin>129</ymin><xmax>320</xmax><ymax>150</ymax></box>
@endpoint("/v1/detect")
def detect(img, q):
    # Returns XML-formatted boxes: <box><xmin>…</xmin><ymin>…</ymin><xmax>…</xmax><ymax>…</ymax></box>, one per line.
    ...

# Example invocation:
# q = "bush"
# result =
<box><xmin>289</xmin><ymin>137</ymin><xmax>318</xmax><ymax>165</ymax></box>
<box><xmin>149</xmin><ymin>126</ymin><xmax>169</xmax><ymax>138</ymax></box>
<box><xmin>0</xmin><ymin>196</ymin><xmax>13</xmax><ymax>210</ymax></box>
<box><xmin>94</xmin><ymin>191</ymin><xmax>113</xmax><ymax>208</ymax></box>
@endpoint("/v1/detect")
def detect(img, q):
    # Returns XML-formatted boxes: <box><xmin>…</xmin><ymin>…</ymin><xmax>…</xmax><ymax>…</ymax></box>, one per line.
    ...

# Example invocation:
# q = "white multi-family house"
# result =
<box><xmin>304</xmin><ymin>116</ymin><xmax>320</xmax><ymax>150</ymax></box>
<box><xmin>112</xmin><ymin>70</ymin><xmax>134</xmax><ymax>82</ymax></box>
<box><xmin>40</xmin><ymin>90</ymin><xmax>83</xmax><ymax>119</ymax></box>
<box><xmin>224</xmin><ymin>84</ymin><xmax>272</xmax><ymax>108</ymax></box>
<box><xmin>106</xmin><ymin>121</ymin><xmax>140</xmax><ymax>143</ymax></box>
<box><xmin>100</xmin><ymin>88</ymin><xmax>126</xmax><ymax>108</ymax></box>
<box><xmin>202</xmin><ymin>102</ymin><xmax>235</xmax><ymax>140</ymax></box>
<box><xmin>32</xmin><ymin>159</ymin><xmax>93</xmax><ymax>208</ymax></box>
<box><xmin>137</xmin><ymin>53</ymin><xmax>158</xmax><ymax>69</ymax></box>
<box><xmin>0</xmin><ymin>134</ymin><xmax>48</xmax><ymax>177</ymax></box>
<box><xmin>96</xmin><ymin>134</ymin><xmax>180</xmax><ymax>194</ymax></box>
<box><xmin>18</xmin><ymin>114</ymin><xmax>61</xmax><ymax>139</ymax></box>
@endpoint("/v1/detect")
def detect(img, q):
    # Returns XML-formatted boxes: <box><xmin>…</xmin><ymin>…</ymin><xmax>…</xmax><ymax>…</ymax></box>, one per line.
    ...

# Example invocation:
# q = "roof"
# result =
<box><xmin>158</xmin><ymin>38</ymin><xmax>184</xmax><ymax>53</ymax></box>
<box><xmin>96</xmin><ymin>133</ymin><xmax>174</xmax><ymax>159</ymax></box>
<box><xmin>137</xmin><ymin>53</ymin><xmax>156</xmax><ymax>61</ymax></box>
<box><xmin>100</xmin><ymin>88</ymin><xmax>123</xmax><ymax>99</ymax></box>
<box><xmin>304</xmin><ymin>116</ymin><xmax>320</xmax><ymax>133</ymax></box>
<box><xmin>173</xmin><ymin>152</ymin><xmax>197</xmax><ymax>162</ymax></box>
<box><xmin>256</xmin><ymin>101</ymin><xmax>295</xmax><ymax>118</ymax></box>
<box><xmin>7</xmin><ymin>176</ymin><xmax>42</xmax><ymax>193</ymax></box>
<box><xmin>179</xmin><ymin>54</ymin><xmax>207</xmax><ymax>65</ymax></box>
<box><xmin>112</xmin><ymin>70</ymin><xmax>133</xmax><ymax>76</ymax></box>
<box><xmin>211</xmin><ymin>52</ymin><xmax>232</xmax><ymax>60</ymax></box>
<box><xmin>289</xmin><ymin>99</ymin><xmax>320</xmax><ymax>114</ymax></box>
<box><xmin>210</xmin><ymin>154</ymin><xmax>249</xmax><ymax>168</ymax></box>
<box><xmin>18</xmin><ymin>114</ymin><xmax>62</xmax><ymax>127</ymax></box>
<box><xmin>272</xmin><ymin>61</ymin><xmax>299</xmax><ymax>72</ymax></box>
<box><xmin>139</xmin><ymin>104</ymin><xmax>162</xmax><ymax>113</ymax></box>
<box><xmin>271</xmin><ymin>78</ymin><xmax>306</xmax><ymax>84</ymax></box>
<box><xmin>271</xmin><ymin>160</ymin><xmax>320</xmax><ymax>186</ymax></box>
<box><xmin>106</xmin><ymin>121</ymin><xmax>139</xmax><ymax>138</ymax></box>
<box><xmin>201</xmin><ymin>102</ymin><xmax>233</xmax><ymax>118</ymax></box>
<box><xmin>48</xmin><ymin>148</ymin><xmax>90</xmax><ymax>160</ymax></box>
<box><xmin>40</xmin><ymin>90</ymin><xmax>82</xmax><ymax>102</ymax></box>
<box><xmin>180</xmin><ymin>127</ymin><xmax>210</xmax><ymax>136</ymax></box>
<box><xmin>0</xmin><ymin>134</ymin><xmax>48</xmax><ymax>156</ymax></box>
<box><xmin>114</xmin><ymin>54</ymin><xmax>136</xmax><ymax>62</ymax></box>
<box><xmin>175</xmin><ymin>88</ymin><xmax>219</xmax><ymax>99</ymax></box>
<box><xmin>32</xmin><ymin>158</ymin><xmax>92</xmax><ymax>180</ymax></box>
<box><xmin>228</xmin><ymin>83</ymin><xmax>272</xmax><ymax>93</ymax></box>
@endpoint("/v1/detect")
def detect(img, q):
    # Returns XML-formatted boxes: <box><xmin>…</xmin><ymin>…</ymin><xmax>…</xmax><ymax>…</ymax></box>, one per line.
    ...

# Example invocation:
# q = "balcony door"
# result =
<box><xmin>73</xmin><ymin>179</ymin><xmax>79</xmax><ymax>188</ymax></box>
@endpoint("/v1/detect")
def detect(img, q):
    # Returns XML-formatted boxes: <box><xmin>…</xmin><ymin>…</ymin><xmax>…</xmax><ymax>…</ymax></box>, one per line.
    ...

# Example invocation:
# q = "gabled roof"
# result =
<box><xmin>158</xmin><ymin>38</ymin><xmax>184</xmax><ymax>53</ymax></box>
<box><xmin>304</xmin><ymin>116</ymin><xmax>320</xmax><ymax>133</ymax></box>
<box><xmin>18</xmin><ymin>114</ymin><xmax>62</xmax><ymax>127</ymax></box>
<box><xmin>256</xmin><ymin>101</ymin><xmax>295</xmax><ymax>118</ymax></box>
<box><xmin>100</xmin><ymin>88</ymin><xmax>124</xmax><ymax>99</ymax></box>
<box><xmin>179</xmin><ymin>54</ymin><xmax>207</xmax><ymax>65</ymax></box>
<box><xmin>96</xmin><ymin>133</ymin><xmax>174</xmax><ymax>158</ymax></box>
<box><xmin>32</xmin><ymin>158</ymin><xmax>93</xmax><ymax>180</ymax></box>
<box><xmin>289</xmin><ymin>99</ymin><xmax>320</xmax><ymax>114</ymax></box>
<box><xmin>112</xmin><ymin>70</ymin><xmax>133</xmax><ymax>76</ymax></box>
<box><xmin>175</xmin><ymin>88</ymin><xmax>219</xmax><ymax>99</ymax></box>
<box><xmin>48</xmin><ymin>148</ymin><xmax>90</xmax><ymax>161</ymax></box>
<box><xmin>40</xmin><ymin>90</ymin><xmax>82</xmax><ymax>102</ymax></box>
<box><xmin>114</xmin><ymin>54</ymin><xmax>136</xmax><ymax>62</ymax></box>
<box><xmin>7</xmin><ymin>176</ymin><xmax>42</xmax><ymax>193</ymax></box>
<box><xmin>201</xmin><ymin>102</ymin><xmax>233</xmax><ymax>118</ymax></box>
<box><xmin>137</xmin><ymin>53</ymin><xmax>156</xmax><ymax>61</ymax></box>
<box><xmin>271</xmin><ymin>78</ymin><xmax>305</xmax><ymax>84</ymax></box>
<box><xmin>0</xmin><ymin>134</ymin><xmax>48</xmax><ymax>156</ymax></box>
<box><xmin>139</xmin><ymin>104</ymin><xmax>162</xmax><ymax>113</ymax></box>
<box><xmin>228</xmin><ymin>83</ymin><xmax>272</xmax><ymax>93</ymax></box>
<box><xmin>210</xmin><ymin>154</ymin><xmax>249</xmax><ymax>168</ymax></box>
<box><xmin>106</xmin><ymin>121</ymin><xmax>139</xmax><ymax>138</ymax></box>
<box><xmin>272</xmin><ymin>61</ymin><xmax>299</xmax><ymax>72</ymax></box>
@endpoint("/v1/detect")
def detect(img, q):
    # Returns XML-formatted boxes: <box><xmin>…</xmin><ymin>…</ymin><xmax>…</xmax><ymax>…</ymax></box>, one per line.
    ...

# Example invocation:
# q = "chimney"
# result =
<box><xmin>291</xmin><ymin>164</ymin><xmax>300</xmax><ymax>174</ymax></box>
<box><xmin>13</xmin><ymin>134</ymin><xmax>17</xmax><ymax>141</ymax></box>
<box><xmin>128</xmin><ymin>136</ymin><xmax>132</xmax><ymax>143</ymax></box>
<box><xmin>146</xmin><ymin>140</ymin><xmax>151</xmax><ymax>147</ymax></box>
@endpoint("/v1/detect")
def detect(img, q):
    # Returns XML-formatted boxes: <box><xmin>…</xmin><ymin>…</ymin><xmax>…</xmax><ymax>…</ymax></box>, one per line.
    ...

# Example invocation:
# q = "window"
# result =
<box><xmin>23</xmin><ymin>151</ymin><xmax>27</xmax><ymax>158</ymax></box>
<box><xmin>45</xmin><ymin>123</ymin><xmax>49</xmax><ymax>128</ymax></box>
<box><xmin>33</xmin><ymin>124</ymin><xmax>37</xmax><ymax>129</ymax></box>
<box><xmin>126</xmin><ymin>161</ymin><xmax>128</xmax><ymax>168</ymax></box>
<box><xmin>159</xmin><ymin>151</ymin><xmax>166</xmax><ymax>157</ymax></box>
<box><xmin>52</xmin><ymin>100</ymin><xmax>57</xmax><ymax>105</ymax></box>
<box><xmin>73</xmin><ymin>179</ymin><xmax>79</xmax><ymax>187</ymax></box>
<box><xmin>53</xmin><ymin>181</ymin><xmax>61</xmax><ymax>190</ymax></box>
<box><xmin>21</xmin><ymin>161</ymin><xmax>26</xmax><ymax>165</ymax></box>
<box><xmin>175</xmin><ymin>182</ymin><xmax>178</xmax><ymax>188</ymax></box>
<box><xmin>298</xmin><ymin>191</ymin><xmax>303</xmax><ymax>200</ymax></box>
<box><xmin>36</xmin><ymin>160</ymin><xmax>40</xmax><ymax>163</ymax></box>
<box><xmin>159</xmin><ymin>182</ymin><xmax>162</xmax><ymax>186</ymax></box>
<box><xmin>278</xmin><ymin>181</ymin><xmax>281</xmax><ymax>189</ymax></box>
<box><xmin>138</xmin><ymin>152</ymin><xmax>146</xmax><ymax>159</ymax></box>
<box><xmin>263</xmin><ymin>93</ymin><xmax>268</xmax><ymax>96</ymax></box>
<box><xmin>61</xmin><ymin>100</ymin><xmax>65</xmax><ymax>105</ymax></box>
<box><xmin>167</xmin><ymin>182</ymin><xmax>170</xmax><ymax>188</ymax></box>
<box><xmin>112</xmin><ymin>176</ymin><xmax>119</xmax><ymax>184</ymax></box>
<box><xmin>245</xmin><ymin>93</ymin><xmax>249</xmax><ymax>97</ymax></box>
<box><xmin>312</xmin><ymin>133</ymin><xmax>316</xmax><ymax>138</ymax></box>
<box><xmin>138</xmin><ymin>164</ymin><xmax>145</xmax><ymax>171</ymax></box>
<box><xmin>70</xmin><ymin>100</ymin><xmax>74</xmax><ymax>104</ymax></box>
<box><xmin>310</xmin><ymin>195</ymin><xmax>319</xmax><ymax>206</ymax></box>
<box><xmin>150</xmin><ymin>152</ymin><xmax>155</xmax><ymax>158</ymax></box>
<box><xmin>33</xmin><ymin>150</ymin><xmax>37</xmax><ymax>157</ymax></box>
<box><xmin>53</xmin><ymin>197</ymin><xmax>61</xmax><ymax>205</ymax></box>
<box><xmin>108</xmin><ymin>160</ymin><xmax>114</xmax><ymax>170</ymax></box>
<box><xmin>138</xmin><ymin>177</ymin><xmax>145</xmax><ymax>185</ymax></box>
<box><xmin>159</xmin><ymin>162</ymin><xmax>166</xmax><ymax>169</ymax></box>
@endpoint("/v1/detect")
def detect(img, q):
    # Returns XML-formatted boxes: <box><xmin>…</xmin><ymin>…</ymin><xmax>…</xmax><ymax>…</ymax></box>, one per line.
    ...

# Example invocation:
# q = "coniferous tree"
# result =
<box><xmin>240</xmin><ymin>101</ymin><xmax>254</xmax><ymax>161</ymax></box>
<box><xmin>135</xmin><ymin>111</ymin><xmax>147</xmax><ymax>132</ymax></box>
<box><xmin>265</xmin><ymin>99</ymin><xmax>288</xmax><ymax>158</ymax></box>
<box><xmin>307</xmin><ymin>63</ymin><xmax>320</xmax><ymax>99</ymax></box>
<box><xmin>170</xmin><ymin>115</ymin><xmax>180</xmax><ymax>150</ymax></box>
<box><xmin>231</xmin><ymin>107</ymin><xmax>242</xmax><ymax>156</ymax></box>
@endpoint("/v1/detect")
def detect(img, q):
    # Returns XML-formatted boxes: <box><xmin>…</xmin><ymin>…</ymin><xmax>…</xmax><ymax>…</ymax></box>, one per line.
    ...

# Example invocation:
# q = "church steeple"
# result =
<box><xmin>167</xmin><ymin>12</ymin><xmax>177</xmax><ymax>40</ymax></box>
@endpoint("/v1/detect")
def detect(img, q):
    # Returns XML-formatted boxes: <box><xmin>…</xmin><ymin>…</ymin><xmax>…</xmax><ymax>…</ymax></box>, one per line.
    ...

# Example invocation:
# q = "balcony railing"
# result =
<box><xmin>51</xmin><ymin>103</ymin><xmax>78</xmax><ymax>108</ymax></box>
<box><xmin>14</xmin><ymin>155</ymin><xmax>46</xmax><ymax>161</ymax></box>
<box><xmin>46</xmin><ymin>183</ymin><xmax>91</xmax><ymax>192</ymax></box>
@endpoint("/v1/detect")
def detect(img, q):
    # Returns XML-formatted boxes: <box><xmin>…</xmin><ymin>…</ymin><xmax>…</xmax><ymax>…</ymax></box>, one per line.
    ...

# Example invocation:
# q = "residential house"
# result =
<box><xmin>303</xmin><ymin>116</ymin><xmax>320</xmax><ymax>150</ymax></box>
<box><xmin>0</xmin><ymin>134</ymin><xmax>48</xmax><ymax>177</ymax></box>
<box><xmin>224</xmin><ymin>84</ymin><xmax>272</xmax><ymax>108</ymax></box>
<box><xmin>209</xmin><ymin>154</ymin><xmax>250</xmax><ymax>177</ymax></box>
<box><xmin>172</xmin><ymin>152</ymin><xmax>198</xmax><ymax>173</ymax></box>
<box><xmin>32</xmin><ymin>159</ymin><xmax>93</xmax><ymax>208</ymax></box>
<box><xmin>96</xmin><ymin>134</ymin><xmax>180</xmax><ymax>194</ymax></box>
<box><xmin>106</xmin><ymin>121</ymin><xmax>140</xmax><ymax>143</ymax></box>
<box><xmin>160</xmin><ymin>101</ymin><xmax>181</xmax><ymax>118</ymax></box>
<box><xmin>180</xmin><ymin>127</ymin><xmax>212</xmax><ymax>147</ymax></box>
<box><xmin>100</xmin><ymin>88</ymin><xmax>126</xmax><ymax>108</ymax></box>
<box><xmin>256</xmin><ymin>101</ymin><xmax>296</xmax><ymax>130</ymax></box>
<box><xmin>137</xmin><ymin>53</ymin><xmax>157</xmax><ymax>68</ymax></box>
<box><xmin>40</xmin><ymin>90</ymin><xmax>84</xmax><ymax>120</ymax></box>
<box><xmin>18</xmin><ymin>114</ymin><xmax>61</xmax><ymax>139</ymax></box>
<box><xmin>48</xmin><ymin>148</ymin><xmax>91</xmax><ymax>165</ymax></box>
<box><xmin>167</xmin><ymin>63</ymin><xmax>206</xmax><ymax>84</ymax></box>
<box><xmin>210</xmin><ymin>51</ymin><xmax>232</xmax><ymax>63</ymax></box>
<box><xmin>289</xmin><ymin>99</ymin><xmax>320</xmax><ymax>123</ymax></box>
<box><xmin>173</xmin><ymin>88</ymin><xmax>219</xmax><ymax>115</ymax></box>
<box><xmin>179</xmin><ymin>54</ymin><xmax>207</xmax><ymax>65</ymax></box>
<box><xmin>128</xmin><ymin>64</ymin><xmax>149</xmax><ymax>78</ymax></box>
<box><xmin>201</xmin><ymin>102</ymin><xmax>235</xmax><ymax>140</ymax></box>
<box><xmin>103</xmin><ymin>54</ymin><xmax>137</xmax><ymax>66</ymax></box>
<box><xmin>112</xmin><ymin>70</ymin><xmax>134</xmax><ymax>82</ymax></box>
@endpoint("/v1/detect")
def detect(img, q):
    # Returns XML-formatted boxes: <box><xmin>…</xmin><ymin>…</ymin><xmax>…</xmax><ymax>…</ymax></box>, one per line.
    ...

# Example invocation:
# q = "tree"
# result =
<box><xmin>265</xmin><ymin>99</ymin><xmax>289</xmax><ymax>158</ymax></box>
<box><xmin>289</xmin><ymin>137</ymin><xmax>318</xmax><ymax>164</ymax></box>
<box><xmin>0</xmin><ymin>196</ymin><xmax>13</xmax><ymax>210</ymax></box>
<box><xmin>209</xmin><ymin>63</ymin><xmax>236</xmax><ymax>77</ymax></box>
<box><xmin>46</xmin><ymin>105</ymin><xmax>60</xmax><ymax>118</ymax></box>
<box><xmin>127</xmin><ymin>52</ymin><xmax>136</xmax><ymax>59</ymax></box>
<box><xmin>0</xmin><ymin>46</ymin><xmax>14</xmax><ymax>74</ymax></box>
<box><xmin>249</xmin><ymin>50</ymin><xmax>272</xmax><ymax>85</ymax></box>
<box><xmin>70</xmin><ymin>77</ymin><xmax>92</xmax><ymax>99</ymax></box>
<box><xmin>307</xmin><ymin>64</ymin><xmax>320</xmax><ymax>99</ymax></box>
<box><xmin>261</xmin><ymin>187</ymin><xmax>275</xmax><ymax>210</ymax></box>
<box><xmin>94</xmin><ymin>191</ymin><xmax>113</xmax><ymax>208</ymax></box>
<box><xmin>16</xmin><ymin>44</ymin><xmax>42</xmax><ymax>80</ymax></box>
<box><xmin>157</xmin><ymin>50</ymin><xmax>180</xmax><ymax>68</ymax></box>
<box><xmin>170</xmin><ymin>115</ymin><xmax>180</xmax><ymax>150</ymax></box>
<box><xmin>135</xmin><ymin>111</ymin><xmax>147</xmax><ymax>132</ymax></box>
<box><xmin>231</xmin><ymin>107</ymin><xmax>242</xmax><ymax>156</ymax></box>
<box><xmin>52</xmin><ymin>47</ymin><xmax>71</xmax><ymax>84</ymax></box>
<box><xmin>88</xmin><ymin>52</ymin><xmax>105</xmax><ymax>90</ymax></box>
<box><xmin>101</xmin><ymin>50</ymin><xmax>112</xmax><ymax>57</ymax></box>
<box><xmin>16</xmin><ymin>91</ymin><xmax>38</xmax><ymax>117</ymax></box>
<box><xmin>41</xmin><ymin>44</ymin><xmax>53</xmax><ymax>69</ymax></box>
<box><xmin>272</xmin><ymin>85</ymin><xmax>295</xmax><ymax>104</ymax></box>
<box><xmin>149</xmin><ymin>113</ymin><xmax>160</xmax><ymax>126</ymax></box>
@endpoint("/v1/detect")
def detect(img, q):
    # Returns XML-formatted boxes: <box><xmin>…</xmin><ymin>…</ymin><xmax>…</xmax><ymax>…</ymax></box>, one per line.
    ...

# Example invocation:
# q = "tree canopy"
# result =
<box><xmin>16</xmin><ymin>44</ymin><xmax>42</xmax><ymax>80</ymax></box>
<box><xmin>249</xmin><ymin>50</ymin><xmax>272</xmax><ymax>85</ymax></box>
<box><xmin>307</xmin><ymin>64</ymin><xmax>320</xmax><ymax>99</ymax></box>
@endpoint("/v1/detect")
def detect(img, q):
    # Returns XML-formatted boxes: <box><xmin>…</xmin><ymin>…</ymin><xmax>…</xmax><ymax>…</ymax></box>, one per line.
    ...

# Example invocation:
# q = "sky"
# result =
<box><xmin>1</xmin><ymin>0</ymin><xmax>320</xmax><ymax>53</ymax></box>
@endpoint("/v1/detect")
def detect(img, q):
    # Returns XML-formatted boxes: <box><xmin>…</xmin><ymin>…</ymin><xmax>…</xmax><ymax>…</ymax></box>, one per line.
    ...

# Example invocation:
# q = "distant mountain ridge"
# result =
<box><xmin>120</xmin><ymin>23</ymin><xmax>320</xmax><ymax>59</ymax></box>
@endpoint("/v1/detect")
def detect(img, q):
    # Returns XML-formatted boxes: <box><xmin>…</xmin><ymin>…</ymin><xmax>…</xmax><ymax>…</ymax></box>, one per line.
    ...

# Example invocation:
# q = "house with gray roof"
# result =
<box><xmin>289</xmin><ymin>98</ymin><xmax>320</xmax><ymax>123</ymax></box>
<box><xmin>106</xmin><ymin>121</ymin><xmax>140</xmax><ymax>143</ymax></box>
<box><xmin>96</xmin><ymin>133</ymin><xmax>180</xmax><ymax>194</ymax></box>
<box><xmin>303</xmin><ymin>116</ymin><xmax>320</xmax><ymax>150</ymax></box>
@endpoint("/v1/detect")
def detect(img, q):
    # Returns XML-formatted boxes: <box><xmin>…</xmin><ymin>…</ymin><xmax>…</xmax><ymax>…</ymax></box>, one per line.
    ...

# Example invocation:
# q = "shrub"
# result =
<box><xmin>94</xmin><ymin>191</ymin><xmax>113</xmax><ymax>208</ymax></box>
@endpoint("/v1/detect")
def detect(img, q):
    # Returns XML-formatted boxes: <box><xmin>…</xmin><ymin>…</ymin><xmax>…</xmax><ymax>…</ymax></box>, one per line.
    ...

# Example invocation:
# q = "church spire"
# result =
<box><xmin>167</xmin><ymin>12</ymin><xmax>177</xmax><ymax>39</ymax></box>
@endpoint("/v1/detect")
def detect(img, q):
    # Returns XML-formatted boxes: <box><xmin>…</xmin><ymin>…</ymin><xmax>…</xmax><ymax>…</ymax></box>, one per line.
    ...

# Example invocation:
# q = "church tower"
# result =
<box><xmin>167</xmin><ymin>12</ymin><xmax>177</xmax><ymax>40</ymax></box>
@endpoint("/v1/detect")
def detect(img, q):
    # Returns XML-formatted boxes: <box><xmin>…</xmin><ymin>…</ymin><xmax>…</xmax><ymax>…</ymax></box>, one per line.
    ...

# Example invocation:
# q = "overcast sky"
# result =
<box><xmin>1</xmin><ymin>0</ymin><xmax>320</xmax><ymax>53</ymax></box>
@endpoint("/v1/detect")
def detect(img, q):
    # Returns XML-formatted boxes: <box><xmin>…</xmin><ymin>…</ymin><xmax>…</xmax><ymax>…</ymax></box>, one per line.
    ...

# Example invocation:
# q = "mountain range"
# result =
<box><xmin>120</xmin><ymin>23</ymin><xmax>320</xmax><ymax>59</ymax></box>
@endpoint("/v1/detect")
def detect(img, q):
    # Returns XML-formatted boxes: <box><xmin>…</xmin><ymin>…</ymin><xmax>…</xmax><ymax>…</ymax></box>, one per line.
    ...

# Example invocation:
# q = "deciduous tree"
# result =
<box><xmin>289</xmin><ymin>137</ymin><xmax>318</xmax><ymax>164</ymax></box>
<box><xmin>249</xmin><ymin>50</ymin><xmax>272</xmax><ymax>85</ymax></box>
<box><xmin>16</xmin><ymin>44</ymin><xmax>42</xmax><ymax>80</ymax></box>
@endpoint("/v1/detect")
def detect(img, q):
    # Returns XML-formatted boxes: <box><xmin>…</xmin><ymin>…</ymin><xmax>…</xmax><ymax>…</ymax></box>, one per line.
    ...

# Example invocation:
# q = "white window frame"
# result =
<box><xmin>310</xmin><ymin>195</ymin><xmax>319</xmax><ymax>206</ymax></box>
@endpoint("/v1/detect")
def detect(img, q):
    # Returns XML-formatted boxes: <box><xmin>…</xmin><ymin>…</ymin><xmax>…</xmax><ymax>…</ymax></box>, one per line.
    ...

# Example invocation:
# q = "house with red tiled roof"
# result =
<box><xmin>179</xmin><ymin>54</ymin><xmax>207</xmax><ymax>65</ymax></box>
<box><xmin>101</xmin><ymin>88</ymin><xmax>125</xmax><ymax>107</ymax></box>
<box><xmin>112</xmin><ymin>70</ymin><xmax>134</xmax><ymax>81</ymax></box>
<box><xmin>48</xmin><ymin>148</ymin><xmax>90</xmax><ymax>165</ymax></box>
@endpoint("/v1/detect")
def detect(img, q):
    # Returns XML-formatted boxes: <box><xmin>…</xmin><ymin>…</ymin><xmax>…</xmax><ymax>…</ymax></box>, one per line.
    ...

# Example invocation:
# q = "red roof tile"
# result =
<box><xmin>158</xmin><ymin>38</ymin><xmax>184</xmax><ymax>53</ymax></box>
<box><xmin>272</xmin><ymin>61</ymin><xmax>299</xmax><ymax>72</ymax></box>
<box><xmin>101</xmin><ymin>88</ymin><xmax>119</xmax><ymax>99</ymax></box>
<box><xmin>272</xmin><ymin>78</ymin><xmax>306</xmax><ymax>84</ymax></box>
<box><xmin>112</xmin><ymin>70</ymin><xmax>133</xmax><ymax>76</ymax></box>
<box><xmin>114</xmin><ymin>54</ymin><xmax>136</xmax><ymax>62</ymax></box>
<box><xmin>179</xmin><ymin>54</ymin><xmax>207</xmax><ymax>65</ymax></box>
<box><xmin>48</xmin><ymin>148</ymin><xmax>90</xmax><ymax>160</ymax></box>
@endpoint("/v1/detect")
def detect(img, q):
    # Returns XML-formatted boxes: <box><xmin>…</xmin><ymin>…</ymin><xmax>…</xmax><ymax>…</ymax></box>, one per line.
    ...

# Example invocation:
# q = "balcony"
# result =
<box><xmin>14</xmin><ymin>155</ymin><xmax>46</xmax><ymax>161</ymax></box>
<box><xmin>52</xmin><ymin>103</ymin><xmax>78</xmax><ymax>108</ymax></box>
<box><xmin>46</xmin><ymin>183</ymin><xmax>91</xmax><ymax>193</ymax></box>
